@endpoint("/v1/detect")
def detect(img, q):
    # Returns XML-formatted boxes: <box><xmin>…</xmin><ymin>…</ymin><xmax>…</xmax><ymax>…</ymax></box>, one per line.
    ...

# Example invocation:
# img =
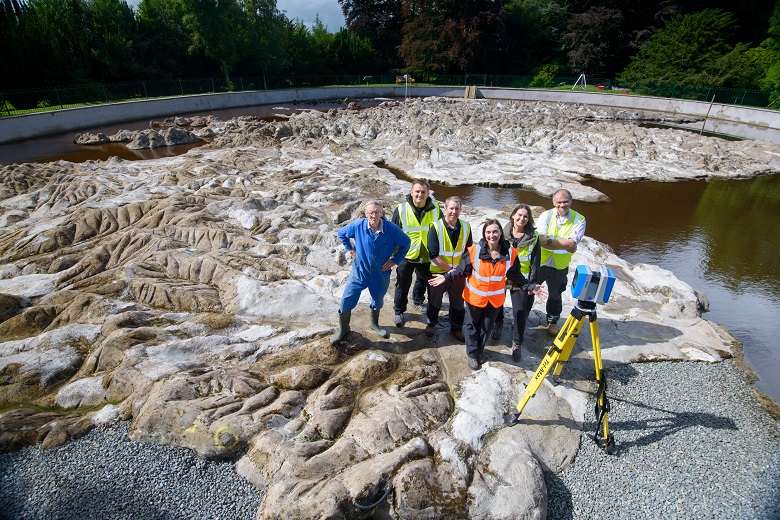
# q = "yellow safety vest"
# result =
<box><xmin>539</xmin><ymin>210</ymin><xmax>584</xmax><ymax>269</ymax></box>
<box><xmin>399</xmin><ymin>202</ymin><xmax>439</xmax><ymax>262</ymax></box>
<box><xmin>514</xmin><ymin>230</ymin><xmax>538</xmax><ymax>278</ymax></box>
<box><xmin>430</xmin><ymin>218</ymin><xmax>471</xmax><ymax>274</ymax></box>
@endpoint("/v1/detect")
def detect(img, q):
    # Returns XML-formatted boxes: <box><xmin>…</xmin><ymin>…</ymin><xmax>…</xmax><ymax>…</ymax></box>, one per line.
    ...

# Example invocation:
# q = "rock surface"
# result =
<box><xmin>1</xmin><ymin>98</ymin><xmax>777</xmax><ymax>518</ymax></box>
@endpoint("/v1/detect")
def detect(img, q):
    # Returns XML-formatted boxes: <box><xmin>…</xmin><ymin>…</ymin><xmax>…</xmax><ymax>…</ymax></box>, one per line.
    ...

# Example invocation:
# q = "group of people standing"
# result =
<box><xmin>332</xmin><ymin>179</ymin><xmax>586</xmax><ymax>371</ymax></box>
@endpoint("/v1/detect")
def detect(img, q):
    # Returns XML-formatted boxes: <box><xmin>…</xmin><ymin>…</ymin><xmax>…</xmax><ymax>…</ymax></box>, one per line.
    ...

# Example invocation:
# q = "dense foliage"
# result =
<box><xmin>1</xmin><ymin>0</ymin><xmax>778</xmax><ymax>98</ymax></box>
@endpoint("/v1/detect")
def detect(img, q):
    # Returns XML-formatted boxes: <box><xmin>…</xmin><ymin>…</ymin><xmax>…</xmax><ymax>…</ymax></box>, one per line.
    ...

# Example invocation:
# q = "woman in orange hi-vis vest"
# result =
<box><xmin>430</xmin><ymin>219</ymin><xmax>546</xmax><ymax>370</ymax></box>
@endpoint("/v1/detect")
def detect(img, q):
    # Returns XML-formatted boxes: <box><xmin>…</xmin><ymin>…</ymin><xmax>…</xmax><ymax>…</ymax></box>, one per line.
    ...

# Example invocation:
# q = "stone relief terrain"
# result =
<box><xmin>1</xmin><ymin>98</ymin><xmax>778</xmax><ymax>519</ymax></box>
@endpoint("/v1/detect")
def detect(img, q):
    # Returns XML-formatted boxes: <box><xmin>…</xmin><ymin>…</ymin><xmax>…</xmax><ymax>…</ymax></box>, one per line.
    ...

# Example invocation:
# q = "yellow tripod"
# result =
<box><xmin>504</xmin><ymin>299</ymin><xmax>616</xmax><ymax>454</ymax></box>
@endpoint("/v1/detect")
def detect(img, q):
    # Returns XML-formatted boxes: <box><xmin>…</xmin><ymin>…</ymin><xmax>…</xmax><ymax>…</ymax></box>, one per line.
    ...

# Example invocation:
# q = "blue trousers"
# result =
<box><xmin>339</xmin><ymin>270</ymin><xmax>390</xmax><ymax>313</ymax></box>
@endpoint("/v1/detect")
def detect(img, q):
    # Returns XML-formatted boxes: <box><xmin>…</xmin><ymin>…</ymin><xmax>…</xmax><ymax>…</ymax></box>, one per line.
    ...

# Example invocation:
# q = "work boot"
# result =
<box><xmin>467</xmin><ymin>356</ymin><xmax>480</xmax><ymax>370</ymax></box>
<box><xmin>394</xmin><ymin>313</ymin><xmax>405</xmax><ymax>327</ymax></box>
<box><xmin>491</xmin><ymin>320</ymin><xmax>502</xmax><ymax>340</ymax></box>
<box><xmin>370</xmin><ymin>309</ymin><xmax>390</xmax><ymax>339</ymax></box>
<box><xmin>511</xmin><ymin>342</ymin><xmax>522</xmax><ymax>362</ymax></box>
<box><xmin>547</xmin><ymin>318</ymin><xmax>560</xmax><ymax>336</ymax></box>
<box><xmin>330</xmin><ymin>311</ymin><xmax>351</xmax><ymax>344</ymax></box>
<box><xmin>451</xmin><ymin>330</ymin><xmax>465</xmax><ymax>342</ymax></box>
<box><xmin>424</xmin><ymin>324</ymin><xmax>436</xmax><ymax>337</ymax></box>
<box><xmin>545</xmin><ymin>315</ymin><xmax>560</xmax><ymax>335</ymax></box>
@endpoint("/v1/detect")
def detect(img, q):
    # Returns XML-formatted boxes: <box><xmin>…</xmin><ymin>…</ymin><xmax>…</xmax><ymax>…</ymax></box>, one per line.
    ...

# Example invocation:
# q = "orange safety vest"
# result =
<box><xmin>463</xmin><ymin>243</ymin><xmax>517</xmax><ymax>308</ymax></box>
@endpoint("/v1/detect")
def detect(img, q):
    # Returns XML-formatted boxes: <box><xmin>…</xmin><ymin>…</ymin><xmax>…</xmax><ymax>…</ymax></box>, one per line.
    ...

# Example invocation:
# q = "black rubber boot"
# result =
<box><xmin>370</xmin><ymin>309</ymin><xmax>390</xmax><ymax>339</ymax></box>
<box><xmin>330</xmin><ymin>311</ymin><xmax>351</xmax><ymax>344</ymax></box>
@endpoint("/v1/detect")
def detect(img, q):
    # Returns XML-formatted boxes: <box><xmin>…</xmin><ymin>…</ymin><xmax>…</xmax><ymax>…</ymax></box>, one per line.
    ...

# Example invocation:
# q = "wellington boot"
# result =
<box><xmin>330</xmin><ymin>311</ymin><xmax>351</xmax><ymax>344</ymax></box>
<box><xmin>370</xmin><ymin>309</ymin><xmax>390</xmax><ymax>339</ymax></box>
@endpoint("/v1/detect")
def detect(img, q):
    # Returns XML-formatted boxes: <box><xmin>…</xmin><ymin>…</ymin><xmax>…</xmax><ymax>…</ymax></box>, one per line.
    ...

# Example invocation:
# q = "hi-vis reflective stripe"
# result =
<box><xmin>400</xmin><ymin>203</ymin><xmax>431</xmax><ymax>254</ymax></box>
<box><xmin>400</xmin><ymin>204</ymin><xmax>431</xmax><ymax>234</ymax></box>
<box><xmin>471</xmin><ymin>243</ymin><xmax>511</xmax><ymax>282</ymax></box>
<box><xmin>434</xmin><ymin>219</ymin><xmax>470</xmax><ymax>267</ymax></box>
<box><xmin>465</xmin><ymin>281</ymin><xmax>506</xmax><ymax>297</ymax></box>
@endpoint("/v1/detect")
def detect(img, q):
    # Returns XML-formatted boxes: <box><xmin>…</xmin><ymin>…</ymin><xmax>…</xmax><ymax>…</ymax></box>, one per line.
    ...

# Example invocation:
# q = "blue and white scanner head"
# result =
<box><xmin>571</xmin><ymin>265</ymin><xmax>615</xmax><ymax>305</ymax></box>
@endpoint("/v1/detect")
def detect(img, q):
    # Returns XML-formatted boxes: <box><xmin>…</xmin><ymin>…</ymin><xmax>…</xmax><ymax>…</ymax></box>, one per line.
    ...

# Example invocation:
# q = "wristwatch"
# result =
<box><xmin>546</xmin><ymin>236</ymin><xmax>553</xmax><ymax>245</ymax></box>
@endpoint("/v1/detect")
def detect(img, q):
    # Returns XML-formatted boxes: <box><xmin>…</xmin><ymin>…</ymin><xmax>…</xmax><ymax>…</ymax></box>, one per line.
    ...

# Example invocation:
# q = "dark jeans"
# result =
<box><xmin>426</xmin><ymin>276</ymin><xmax>466</xmax><ymax>331</ymax></box>
<box><xmin>536</xmin><ymin>265</ymin><xmax>569</xmax><ymax>322</ymax></box>
<box><xmin>495</xmin><ymin>288</ymin><xmax>535</xmax><ymax>344</ymax></box>
<box><xmin>393</xmin><ymin>259</ymin><xmax>431</xmax><ymax>315</ymax></box>
<box><xmin>464</xmin><ymin>302</ymin><xmax>500</xmax><ymax>359</ymax></box>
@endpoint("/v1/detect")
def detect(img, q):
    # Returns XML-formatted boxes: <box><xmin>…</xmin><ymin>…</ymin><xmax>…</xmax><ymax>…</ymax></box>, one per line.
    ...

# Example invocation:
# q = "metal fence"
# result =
<box><xmin>1</xmin><ymin>74</ymin><xmax>776</xmax><ymax>117</ymax></box>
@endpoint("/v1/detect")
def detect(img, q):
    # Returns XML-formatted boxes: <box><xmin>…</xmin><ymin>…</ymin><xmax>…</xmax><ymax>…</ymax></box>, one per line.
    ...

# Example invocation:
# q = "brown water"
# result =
<box><xmin>1</xmin><ymin>107</ymin><xmax>778</xmax><ymax>405</ymax></box>
<box><xmin>432</xmin><ymin>177</ymin><xmax>780</xmax><ymax>403</ymax></box>
<box><xmin>0</xmin><ymin>101</ymin><xmax>354</xmax><ymax>165</ymax></box>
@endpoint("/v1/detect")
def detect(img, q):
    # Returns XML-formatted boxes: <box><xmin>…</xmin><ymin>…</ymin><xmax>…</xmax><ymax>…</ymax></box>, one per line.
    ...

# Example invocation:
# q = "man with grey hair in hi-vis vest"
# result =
<box><xmin>391</xmin><ymin>179</ymin><xmax>444</xmax><ymax>328</ymax></box>
<box><xmin>424</xmin><ymin>196</ymin><xmax>473</xmax><ymax>341</ymax></box>
<box><xmin>536</xmin><ymin>189</ymin><xmax>586</xmax><ymax>335</ymax></box>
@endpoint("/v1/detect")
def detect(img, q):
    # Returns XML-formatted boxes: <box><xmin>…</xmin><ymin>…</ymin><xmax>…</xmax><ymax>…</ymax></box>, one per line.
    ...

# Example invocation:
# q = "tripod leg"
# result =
<box><xmin>590</xmin><ymin>317</ymin><xmax>616</xmax><ymax>454</ymax></box>
<box><xmin>511</xmin><ymin>314</ymin><xmax>586</xmax><ymax>415</ymax></box>
<box><xmin>551</xmin><ymin>313</ymin><xmax>586</xmax><ymax>379</ymax></box>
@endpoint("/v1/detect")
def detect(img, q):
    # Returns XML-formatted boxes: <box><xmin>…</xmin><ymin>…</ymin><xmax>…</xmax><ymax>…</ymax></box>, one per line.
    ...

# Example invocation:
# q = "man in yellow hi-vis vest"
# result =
<box><xmin>391</xmin><ymin>179</ymin><xmax>444</xmax><ymax>327</ymax></box>
<box><xmin>425</xmin><ymin>196</ymin><xmax>472</xmax><ymax>341</ymax></box>
<box><xmin>537</xmin><ymin>189</ymin><xmax>586</xmax><ymax>334</ymax></box>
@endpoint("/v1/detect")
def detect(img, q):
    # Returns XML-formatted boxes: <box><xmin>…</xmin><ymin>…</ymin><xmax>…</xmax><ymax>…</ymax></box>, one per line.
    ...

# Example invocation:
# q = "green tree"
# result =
<box><xmin>760</xmin><ymin>0</ymin><xmax>780</xmax><ymax>105</ymax></box>
<box><xmin>136</xmin><ymin>0</ymin><xmax>202</xmax><ymax>78</ymax></box>
<box><xmin>562</xmin><ymin>6</ymin><xmax>624</xmax><ymax>75</ymax></box>
<box><xmin>236</xmin><ymin>0</ymin><xmax>288</xmax><ymax>87</ymax></box>
<box><xmin>0</xmin><ymin>0</ymin><xmax>28</xmax><ymax>89</ymax></box>
<box><xmin>399</xmin><ymin>0</ymin><xmax>511</xmax><ymax>74</ymax></box>
<box><xmin>502</xmin><ymin>0</ymin><xmax>567</xmax><ymax>73</ymax></box>
<box><xmin>338</xmin><ymin>0</ymin><xmax>404</xmax><ymax>70</ymax></box>
<box><xmin>24</xmin><ymin>0</ymin><xmax>92</xmax><ymax>86</ymax></box>
<box><xmin>84</xmin><ymin>0</ymin><xmax>138</xmax><ymax>81</ymax></box>
<box><xmin>619</xmin><ymin>9</ymin><xmax>741</xmax><ymax>86</ymax></box>
<box><xmin>328</xmin><ymin>27</ymin><xmax>379</xmax><ymax>74</ymax></box>
<box><xmin>281</xmin><ymin>18</ymin><xmax>330</xmax><ymax>79</ymax></box>
<box><xmin>181</xmin><ymin>0</ymin><xmax>244</xmax><ymax>86</ymax></box>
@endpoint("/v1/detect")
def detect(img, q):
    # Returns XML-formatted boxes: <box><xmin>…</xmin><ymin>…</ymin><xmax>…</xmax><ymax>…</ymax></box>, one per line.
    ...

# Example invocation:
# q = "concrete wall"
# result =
<box><xmin>1</xmin><ymin>85</ymin><xmax>778</xmax><ymax>144</ymax></box>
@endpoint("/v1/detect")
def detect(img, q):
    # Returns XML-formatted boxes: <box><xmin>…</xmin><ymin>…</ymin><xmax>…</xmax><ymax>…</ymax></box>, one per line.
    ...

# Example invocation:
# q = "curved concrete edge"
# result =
<box><xmin>1</xmin><ymin>85</ymin><xmax>778</xmax><ymax>144</ymax></box>
<box><xmin>478</xmin><ymin>87</ymin><xmax>780</xmax><ymax>144</ymax></box>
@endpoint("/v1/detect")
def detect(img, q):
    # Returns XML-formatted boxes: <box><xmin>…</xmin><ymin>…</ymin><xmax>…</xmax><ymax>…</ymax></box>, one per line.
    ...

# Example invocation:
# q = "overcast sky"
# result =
<box><xmin>126</xmin><ymin>0</ymin><xmax>346</xmax><ymax>32</ymax></box>
<box><xmin>277</xmin><ymin>0</ymin><xmax>345</xmax><ymax>31</ymax></box>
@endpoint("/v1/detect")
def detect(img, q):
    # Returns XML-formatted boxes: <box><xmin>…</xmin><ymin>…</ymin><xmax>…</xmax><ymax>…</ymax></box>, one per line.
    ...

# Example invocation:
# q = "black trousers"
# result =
<box><xmin>495</xmin><ymin>288</ymin><xmax>535</xmax><ymax>344</ymax></box>
<box><xmin>426</xmin><ymin>276</ymin><xmax>466</xmax><ymax>331</ymax></box>
<box><xmin>393</xmin><ymin>259</ymin><xmax>430</xmax><ymax>314</ymax></box>
<box><xmin>536</xmin><ymin>265</ymin><xmax>569</xmax><ymax>321</ymax></box>
<box><xmin>464</xmin><ymin>302</ymin><xmax>500</xmax><ymax>359</ymax></box>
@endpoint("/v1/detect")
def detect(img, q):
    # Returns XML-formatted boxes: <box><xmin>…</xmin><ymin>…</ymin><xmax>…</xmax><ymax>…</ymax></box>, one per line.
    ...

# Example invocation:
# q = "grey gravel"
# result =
<box><xmin>0</xmin><ymin>422</ymin><xmax>262</xmax><ymax>520</ymax></box>
<box><xmin>546</xmin><ymin>360</ymin><xmax>780</xmax><ymax>519</ymax></box>
<box><xmin>1</xmin><ymin>360</ymin><xmax>778</xmax><ymax>519</ymax></box>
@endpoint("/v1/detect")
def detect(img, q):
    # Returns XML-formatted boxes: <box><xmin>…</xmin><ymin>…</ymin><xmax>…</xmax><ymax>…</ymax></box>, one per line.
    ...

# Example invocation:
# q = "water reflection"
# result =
<box><xmin>693</xmin><ymin>175</ymin><xmax>780</xmax><ymax>288</ymax></box>
<box><xmin>431</xmin><ymin>175</ymin><xmax>780</xmax><ymax>404</ymax></box>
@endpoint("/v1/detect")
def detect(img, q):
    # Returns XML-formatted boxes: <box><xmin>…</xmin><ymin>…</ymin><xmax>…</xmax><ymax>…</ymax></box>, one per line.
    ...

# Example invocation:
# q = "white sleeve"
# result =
<box><xmin>570</xmin><ymin>216</ymin><xmax>586</xmax><ymax>243</ymax></box>
<box><xmin>537</xmin><ymin>210</ymin><xmax>551</xmax><ymax>234</ymax></box>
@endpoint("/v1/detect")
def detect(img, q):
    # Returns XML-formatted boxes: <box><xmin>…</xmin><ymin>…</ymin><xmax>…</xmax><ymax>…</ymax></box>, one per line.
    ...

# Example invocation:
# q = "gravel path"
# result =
<box><xmin>546</xmin><ymin>360</ymin><xmax>780</xmax><ymax>519</ymax></box>
<box><xmin>0</xmin><ymin>423</ymin><xmax>262</xmax><ymax>520</ymax></box>
<box><xmin>1</xmin><ymin>360</ymin><xmax>778</xmax><ymax>519</ymax></box>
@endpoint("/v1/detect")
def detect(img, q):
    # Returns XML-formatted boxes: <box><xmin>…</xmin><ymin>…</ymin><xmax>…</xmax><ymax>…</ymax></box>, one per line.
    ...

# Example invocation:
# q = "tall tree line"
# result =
<box><xmin>0</xmin><ymin>0</ymin><xmax>378</xmax><ymax>90</ymax></box>
<box><xmin>1</xmin><ymin>0</ymin><xmax>779</xmax><ymax>99</ymax></box>
<box><xmin>342</xmin><ymin>0</ymin><xmax>779</xmax><ymax>94</ymax></box>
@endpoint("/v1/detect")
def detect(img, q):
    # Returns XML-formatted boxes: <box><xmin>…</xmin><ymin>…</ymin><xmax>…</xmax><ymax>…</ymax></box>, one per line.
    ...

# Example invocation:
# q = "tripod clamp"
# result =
<box><xmin>504</xmin><ymin>265</ymin><xmax>617</xmax><ymax>455</ymax></box>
